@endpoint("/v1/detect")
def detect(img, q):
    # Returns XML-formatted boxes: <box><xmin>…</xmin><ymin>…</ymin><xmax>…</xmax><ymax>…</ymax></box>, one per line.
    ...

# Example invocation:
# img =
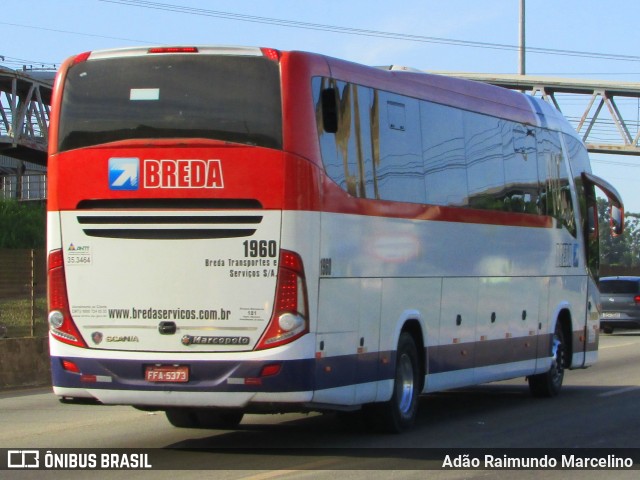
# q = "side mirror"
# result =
<box><xmin>582</xmin><ymin>172</ymin><xmax>624</xmax><ymax>237</ymax></box>
<box><xmin>610</xmin><ymin>205</ymin><xmax>624</xmax><ymax>237</ymax></box>
<box><xmin>321</xmin><ymin>87</ymin><xmax>339</xmax><ymax>134</ymax></box>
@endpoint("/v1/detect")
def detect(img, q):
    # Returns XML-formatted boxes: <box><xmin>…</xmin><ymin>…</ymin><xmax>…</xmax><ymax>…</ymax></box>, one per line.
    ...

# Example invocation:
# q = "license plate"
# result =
<box><xmin>145</xmin><ymin>365</ymin><xmax>189</xmax><ymax>383</ymax></box>
<box><xmin>602</xmin><ymin>312</ymin><xmax>621</xmax><ymax>319</ymax></box>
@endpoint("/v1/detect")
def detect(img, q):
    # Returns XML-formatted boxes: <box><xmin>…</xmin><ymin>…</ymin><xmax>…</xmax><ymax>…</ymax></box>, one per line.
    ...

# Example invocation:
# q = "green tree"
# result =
<box><xmin>0</xmin><ymin>200</ymin><xmax>45</xmax><ymax>249</ymax></box>
<box><xmin>597</xmin><ymin>198</ymin><xmax>640</xmax><ymax>267</ymax></box>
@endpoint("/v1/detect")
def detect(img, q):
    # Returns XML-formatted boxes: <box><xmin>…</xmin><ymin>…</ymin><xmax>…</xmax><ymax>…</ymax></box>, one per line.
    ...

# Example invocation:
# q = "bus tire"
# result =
<box><xmin>371</xmin><ymin>332</ymin><xmax>420</xmax><ymax>433</ymax></box>
<box><xmin>528</xmin><ymin>323</ymin><xmax>565</xmax><ymax>397</ymax></box>
<box><xmin>165</xmin><ymin>408</ymin><xmax>244</xmax><ymax>429</ymax></box>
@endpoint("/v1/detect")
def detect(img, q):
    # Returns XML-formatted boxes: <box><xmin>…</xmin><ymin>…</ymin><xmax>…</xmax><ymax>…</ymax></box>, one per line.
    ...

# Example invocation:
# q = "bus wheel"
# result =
<box><xmin>372</xmin><ymin>332</ymin><xmax>420</xmax><ymax>433</ymax></box>
<box><xmin>528</xmin><ymin>323</ymin><xmax>565</xmax><ymax>397</ymax></box>
<box><xmin>165</xmin><ymin>408</ymin><xmax>244</xmax><ymax>429</ymax></box>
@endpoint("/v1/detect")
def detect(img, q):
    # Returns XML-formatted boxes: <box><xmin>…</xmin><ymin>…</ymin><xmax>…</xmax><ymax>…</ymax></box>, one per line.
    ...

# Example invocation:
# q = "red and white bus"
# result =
<box><xmin>47</xmin><ymin>46</ymin><xmax>623</xmax><ymax>432</ymax></box>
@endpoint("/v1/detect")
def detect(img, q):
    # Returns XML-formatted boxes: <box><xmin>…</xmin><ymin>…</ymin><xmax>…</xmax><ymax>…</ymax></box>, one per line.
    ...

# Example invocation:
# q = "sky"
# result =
<box><xmin>4</xmin><ymin>0</ymin><xmax>640</xmax><ymax>211</ymax></box>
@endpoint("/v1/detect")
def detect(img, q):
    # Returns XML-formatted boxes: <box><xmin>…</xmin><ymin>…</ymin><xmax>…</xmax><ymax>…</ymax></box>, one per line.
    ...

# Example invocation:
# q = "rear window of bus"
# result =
<box><xmin>58</xmin><ymin>55</ymin><xmax>282</xmax><ymax>152</ymax></box>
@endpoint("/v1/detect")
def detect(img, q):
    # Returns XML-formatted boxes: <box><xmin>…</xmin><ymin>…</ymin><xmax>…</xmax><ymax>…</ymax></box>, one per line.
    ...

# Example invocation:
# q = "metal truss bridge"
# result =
<box><xmin>0</xmin><ymin>66</ymin><xmax>53</xmax><ymax>166</ymax></box>
<box><xmin>2</xmin><ymin>66</ymin><xmax>640</xmax><ymax>167</ymax></box>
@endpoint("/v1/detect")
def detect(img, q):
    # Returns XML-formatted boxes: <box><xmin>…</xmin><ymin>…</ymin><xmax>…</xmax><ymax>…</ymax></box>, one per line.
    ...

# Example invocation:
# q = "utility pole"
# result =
<box><xmin>519</xmin><ymin>0</ymin><xmax>526</xmax><ymax>75</ymax></box>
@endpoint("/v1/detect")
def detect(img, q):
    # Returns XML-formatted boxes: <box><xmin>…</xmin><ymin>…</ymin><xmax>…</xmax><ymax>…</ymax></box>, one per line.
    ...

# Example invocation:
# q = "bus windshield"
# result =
<box><xmin>58</xmin><ymin>54</ymin><xmax>282</xmax><ymax>152</ymax></box>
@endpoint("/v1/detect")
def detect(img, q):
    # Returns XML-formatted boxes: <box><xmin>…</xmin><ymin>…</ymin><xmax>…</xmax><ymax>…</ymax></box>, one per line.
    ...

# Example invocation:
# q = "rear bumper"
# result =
<box><xmin>53</xmin><ymin>385</ymin><xmax>314</xmax><ymax>408</ymax></box>
<box><xmin>599</xmin><ymin>318</ymin><xmax>640</xmax><ymax>329</ymax></box>
<box><xmin>600</xmin><ymin>311</ymin><xmax>640</xmax><ymax>329</ymax></box>
<box><xmin>51</xmin><ymin>354</ymin><xmax>316</xmax><ymax>407</ymax></box>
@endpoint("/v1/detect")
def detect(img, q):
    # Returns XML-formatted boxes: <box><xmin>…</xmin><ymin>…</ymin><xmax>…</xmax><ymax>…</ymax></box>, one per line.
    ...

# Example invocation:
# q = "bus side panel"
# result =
<box><xmin>314</xmin><ymin>278</ymin><xmax>359</xmax><ymax>405</ymax></box>
<box><xmin>313</xmin><ymin>278</ymin><xmax>384</xmax><ymax>406</ymax></box>
<box><xmin>427</xmin><ymin>277</ymin><xmax>476</xmax><ymax>392</ymax></box>
<box><xmin>474</xmin><ymin>277</ymin><xmax>542</xmax><ymax>383</ymax></box>
<box><xmin>355</xmin><ymin>278</ymin><xmax>383</xmax><ymax>403</ymax></box>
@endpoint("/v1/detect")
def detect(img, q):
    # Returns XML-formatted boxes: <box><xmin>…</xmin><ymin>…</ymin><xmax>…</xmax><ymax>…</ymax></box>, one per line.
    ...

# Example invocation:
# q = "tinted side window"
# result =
<box><xmin>335</xmin><ymin>81</ymin><xmax>359</xmax><ymax>197</ymax></box>
<box><xmin>314</xmin><ymin>77</ymin><xmax>342</xmax><ymax>186</ymax></box>
<box><xmin>538</xmin><ymin>129</ymin><xmax>576</xmax><ymax>236</ymax></box>
<box><xmin>376</xmin><ymin>92</ymin><xmax>425</xmax><ymax>203</ymax></box>
<box><xmin>313</xmin><ymin>78</ymin><xmax>376</xmax><ymax>199</ymax></box>
<box><xmin>464</xmin><ymin>112</ymin><xmax>505</xmax><ymax>210</ymax></box>
<box><xmin>421</xmin><ymin>102</ymin><xmax>468</xmax><ymax>206</ymax></box>
<box><xmin>315</xmin><ymin>76</ymin><xmax>566</xmax><ymax>222</ymax></box>
<box><xmin>503</xmin><ymin>125</ymin><xmax>540</xmax><ymax>214</ymax></box>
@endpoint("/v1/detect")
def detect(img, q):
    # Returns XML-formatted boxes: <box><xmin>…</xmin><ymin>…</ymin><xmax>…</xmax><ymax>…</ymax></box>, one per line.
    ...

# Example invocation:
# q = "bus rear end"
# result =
<box><xmin>47</xmin><ymin>46</ymin><xmax>317</xmax><ymax>421</ymax></box>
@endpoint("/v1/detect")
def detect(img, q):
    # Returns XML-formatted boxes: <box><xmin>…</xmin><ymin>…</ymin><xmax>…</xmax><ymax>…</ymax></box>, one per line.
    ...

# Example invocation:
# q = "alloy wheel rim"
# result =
<box><xmin>397</xmin><ymin>352</ymin><xmax>415</xmax><ymax>414</ymax></box>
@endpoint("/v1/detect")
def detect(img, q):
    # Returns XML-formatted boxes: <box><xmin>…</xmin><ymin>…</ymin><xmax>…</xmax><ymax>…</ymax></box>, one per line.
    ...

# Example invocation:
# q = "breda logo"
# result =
<box><xmin>108</xmin><ymin>158</ymin><xmax>224</xmax><ymax>190</ymax></box>
<box><xmin>109</xmin><ymin>158</ymin><xmax>139</xmax><ymax>190</ymax></box>
<box><xmin>144</xmin><ymin>159</ymin><xmax>224</xmax><ymax>189</ymax></box>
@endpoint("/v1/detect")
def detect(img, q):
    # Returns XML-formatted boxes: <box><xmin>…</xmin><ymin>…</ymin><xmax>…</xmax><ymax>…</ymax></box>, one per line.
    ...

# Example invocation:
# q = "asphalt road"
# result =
<box><xmin>1</xmin><ymin>332</ymin><xmax>639</xmax><ymax>479</ymax></box>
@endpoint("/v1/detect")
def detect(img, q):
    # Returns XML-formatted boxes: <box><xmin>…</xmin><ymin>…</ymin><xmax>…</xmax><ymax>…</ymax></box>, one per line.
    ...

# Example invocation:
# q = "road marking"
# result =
<box><xmin>598</xmin><ymin>386</ymin><xmax>640</xmax><ymax>397</ymax></box>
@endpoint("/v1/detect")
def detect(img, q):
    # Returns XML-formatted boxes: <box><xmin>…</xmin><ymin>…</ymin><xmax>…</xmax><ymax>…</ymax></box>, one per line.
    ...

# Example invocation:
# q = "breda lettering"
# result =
<box><xmin>144</xmin><ymin>159</ymin><xmax>224</xmax><ymax>188</ymax></box>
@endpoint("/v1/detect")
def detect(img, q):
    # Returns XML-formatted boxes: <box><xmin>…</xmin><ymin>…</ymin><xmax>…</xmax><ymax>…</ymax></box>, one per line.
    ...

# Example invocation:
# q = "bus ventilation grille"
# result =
<box><xmin>76</xmin><ymin>214</ymin><xmax>263</xmax><ymax>240</ymax></box>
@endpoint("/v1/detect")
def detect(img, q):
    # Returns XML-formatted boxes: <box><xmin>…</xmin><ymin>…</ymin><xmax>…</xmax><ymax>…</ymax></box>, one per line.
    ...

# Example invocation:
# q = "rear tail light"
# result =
<box><xmin>256</xmin><ymin>250</ymin><xmax>309</xmax><ymax>350</ymax></box>
<box><xmin>634</xmin><ymin>295</ymin><xmax>640</xmax><ymax>305</ymax></box>
<box><xmin>48</xmin><ymin>250</ymin><xmax>87</xmax><ymax>348</ymax></box>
